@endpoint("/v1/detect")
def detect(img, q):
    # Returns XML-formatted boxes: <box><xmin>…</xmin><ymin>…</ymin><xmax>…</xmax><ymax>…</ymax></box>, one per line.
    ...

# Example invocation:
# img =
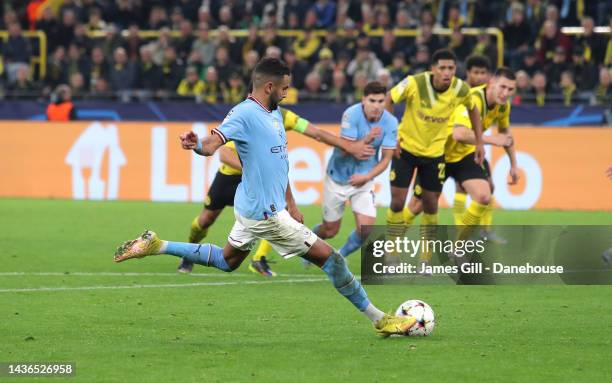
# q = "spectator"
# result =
<box><xmin>222</xmin><ymin>72</ymin><xmax>246</xmax><ymax>104</ymax></box>
<box><xmin>86</xmin><ymin>7</ymin><xmax>106</xmax><ymax>32</ymax></box>
<box><xmin>519</xmin><ymin>48</ymin><xmax>543</xmax><ymax>77</ymax></box>
<box><xmin>264</xmin><ymin>46</ymin><xmax>282</xmax><ymax>60</ymax></box>
<box><xmin>241</xmin><ymin>25</ymin><xmax>266</xmax><ymax>61</ymax></box>
<box><xmin>376</xmin><ymin>68</ymin><xmax>392</xmax><ymax>89</ymax></box>
<box><xmin>346</xmin><ymin>47</ymin><xmax>383</xmax><ymax>82</ymax></box>
<box><xmin>87</xmin><ymin>46</ymin><xmax>110</xmax><ymax>91</ymax></box>
<box><xmin>175</xmin><ymin>20</ymin><xmax>195</xmax><ymax>62</ymax></box>
<box><xmin>262</xmin><ymin>25</ymin><xmax>285</xmax><ymax>51</ymax></box>
<box><xmin>503</xmin><ymin>2</ymin><xmax>532</xmax><ymax>68</ymax></box>
<box><xmin>592</xmin><ymin>67</ymin><xmax>611</xmax><ymax>105</ymax></box>
<box><xmin>415</xmin><ymin>23</ymin><xmax>441</xmax><ymax>56</ymax></box>
<box><xmin>105</xmin><ymin>0</ymin><xmax>141</xmax><ymax>30</ymax></box>
<box><xmin>351</xmin><ymin>70</ymin><xmax>368</xmax><ymax>102</ymax></box>
<box><xmin>150</xmin><ymin>27</ymin><xmax>173</xmax><ymax>66</ymax></box>
<box><xmin>170</xmin><ymin>7</ymin><xmax>186</xmax><ymax>30</ymax></box>
<box><xmin>100</xmin><ymin>24</ymin><xmax>124</xmax><ymax>59</ymax></box>
<box><xmin>283</xmin><ymin>49</ymin><xmax>308</xmax><ymax>89</ymax></box>
<box><xmin>176</xmin><ymin>66</ymin><xmax>204</xmax><ymax>97</ymax></box>
<box><xmin>217</xmin><ymin>5</ymin><xmax>235</xmax><ymax>28</ymax></box>
<box><xmin>530</xmin><ymin>71</ymin><xmax>548</xmax><ymax>106</ymax></box>
<box><xmin>72</xmin><ymin>24</ymin><xmax>92</xmax><ymax>55</ymax></box>
<box><xmin>574</xmin><ymin>17</ymin><xmax>607</xmax><ymax>65</ymax></box>
<box><xmin>299</xmin><ymin>71</ymin><xmax>323</xmax><ymax>101</ymax></box>
<box><xmin>513</xmin><ymin>70</ymin><xmax>532</xmax><ymax>105</ymax></box>
<box><xmin>196</xmin><ymin>6</ymin><xmax>215</xmax><ymax>29</ymax></box>
<box><xmin>388</xmin><ymin>52</ymin><xmax>410</xmax><ymax>84</ymax></box>
<box><xmin>214</xmin><ymin>46</ymin><xmax>237</xmax><ymax>86</ymax></box>
<box><xmin>311</xmin><ymin>0</ymin><xmax>336</xmax><ymax>28</ymax></box>
<box><xmin>536</xmin><ymin>20</ymin><xmax>571</xmax><ymax>65</ymax></box>
<box><xmin>313</xmin><ymin>48</ymin><xmax>335</xmax><ymax>90</ymax></box>
<box><xmin>375</xmin><ymin>28</ymin><xmax>398</xmax><ymax>66</ymax></box>
<box><xmin>395</xmin><ymin>7</ymin><xmax>418</xmax><ymax>29</ymax></box>
<box><xmin>7</xmin><ymin>66</ymin><xmax>37</xmax><ymax>98</ymax></box>
<box><xmin>321</xmin><ymin>28</ymin><xmax>343</xmax><ymax>57</ymax></box>
<box><xmin>472</xmin><ymin>34</ymin><xmax>497</xmax><ymax>69</ymax></box>
<box><xmin>161</xmin><ymin>46</ymin><xmax>184</xmax><ymax>94</ymax></box>
<box><xmin>559</xmin><ymin>70</ymin><xmax>578</xmax><ymax>106</ymax></box>
<box><xmin>69</xmin><ymin>72</ymin><xmax>86</xmax><ymax>98</ymax></box>
<box><xmin>329</xmin><ymin>70</ymin><xmax>349</xmax><ymax>103</ymax></box>
<box><xmin>447</xmin><ymin>28</ymin><xmax>472</xmax><ymax>62</ymax></box>
<box><xmin>191</xmin><ymin>23</ymin><xmax>216</xmax><ymax>67</ymax></box>
<box><xmin>148</xmin><ymin>5</ymin><xmax>169</xmax><ymax>30</ymax></box>
<box><xmin>202</xmin><ymin>66</ymin><xmax>221</xmax><ymax>103</ymax></box>
<box><xmin>241</xmin><ymin>50</ymin><xmax>260</xmax><ymax>85</ymax></box>
<box><xmin>37</xmin><ymin>7</ymin><xmax>60</xmax><ymax>52</ymax></box>
<box><xmin>545</xmin><ymin>46</ymin><xmax>571</xmax><ymax>89</ymax></box>
<box><xmin>570</xmin><ymin>46</ymin><xmax>599</xmax><ymax>92</ymax></box>
<box><xmin>3</xmin><ymin>22</ymin><xmax>32</xmax><ymax>83</ymax></box>
<box><xmin>56</xmin><ymin>8</ymin><xmax>77</xmax><ymax>48</ymax></box>
<box><xmin>46</xmin><ymin>84</ymin><xmax>76</xmax><ymax>120</ymax></box>
<box><xmin>65</xmin><ymin>43</ymin><xmax>88</xmax><ymax>86</ymax></box>
<box><xmin>46</xmin><ymin>46</ymin><xmax>67</xmax><ymax>89</ymax></box>
<box><xmin>216</xmin><ymin>26</ymin><xmax>240</xmax><ymax>63</ymax></box>
<box><xmin>134</xmin><ymin>45</ymin><xmax>163</xmax><ymax>96</ymax></box>
<box><xmin>123</xmin><ymin>24</ymin><xmax>143</xmax><ymax>61</ymax></box>
<box><xmin>109</xmin><ymin>47</ymin><xmax>135</xmax><ymax>97</ymax></box>
<box><xmin>411</xmin><ymin>45</ymin><xmax>430</xmax><ymax>74</ymax></box>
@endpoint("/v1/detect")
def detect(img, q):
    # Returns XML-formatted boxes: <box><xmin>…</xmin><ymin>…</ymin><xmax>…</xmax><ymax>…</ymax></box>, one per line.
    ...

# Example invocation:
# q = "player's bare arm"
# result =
<box><xmin>502</xmin><ymin>130</ymin><xmax>519</xmax><ymax>185</ymax></box>
<box><xmin>349</xmin><ymin>149</ymin><xmax>394</xmax><ymax>187</ymax></box>
<box><xmin>180</xmin><ymin>131</ymin><xmax>224</xmax><ymax>156</ymax></box>
<box><xmin>467</xmin><ymin>107</ymin><xmax>485</xmax><ymax>165</ymax></box>
<box><xmin>452</xmin><ymin>125</ymin><xmax>513</xmax><ymax>147</ymax></box>
<box><xmin>303</xmin><ymin>124</ymin><xmax>377</xmax><ymax>160</ymax></box>
<box><xmin>219</xmin><ymin>146</ymin><xmax>242</xmax><ymax>170</ymax></box>
<box><xmin>285</xmin><ymin>182</ymin><xmax>304</xmax><ymax>223</ymax></box>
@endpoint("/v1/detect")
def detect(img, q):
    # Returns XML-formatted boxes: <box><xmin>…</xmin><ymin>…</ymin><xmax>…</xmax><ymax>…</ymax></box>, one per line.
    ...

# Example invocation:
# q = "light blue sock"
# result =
<box><xmin>165</xmin><ymin>242</ymin><xmax>231</xmax><ymax>272</ymax></box>
<box><xmin>321</xmin><ymin>251</ymin><xmax>370</xmax><ymax>311</ymax></box>
<box><xmin>339</xmin><ymin>230</ymin><xmax>362</xmax><ymax>257</ymax></box>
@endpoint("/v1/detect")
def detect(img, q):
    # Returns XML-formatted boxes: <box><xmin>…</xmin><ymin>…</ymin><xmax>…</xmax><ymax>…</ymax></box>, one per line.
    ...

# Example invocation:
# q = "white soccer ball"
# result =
<box><xmin>395</xmin><ymin>299</ymin><xmax>435</xmax><ymax>336</ymax></box>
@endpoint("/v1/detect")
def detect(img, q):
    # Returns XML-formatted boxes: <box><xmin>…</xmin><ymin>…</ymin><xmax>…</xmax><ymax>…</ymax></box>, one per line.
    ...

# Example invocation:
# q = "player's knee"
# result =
<box><xmin>389</xmin><ymin>200</ymin><xmax>404</xmax><ymax>212</ymax></box>
<box><xmin>223</xmin><ymin>257</ymin><xmax>241</xmax><ymax>272</ymax></box>
<box><xmin>473</xmin><ymin>191</ymin><xmax>491</xmax><ymax>206</ymax></box>
<box><xmin>320</xmin><ymin>224</ymin><xmax>340</xmax><ymax>239</ymax></box>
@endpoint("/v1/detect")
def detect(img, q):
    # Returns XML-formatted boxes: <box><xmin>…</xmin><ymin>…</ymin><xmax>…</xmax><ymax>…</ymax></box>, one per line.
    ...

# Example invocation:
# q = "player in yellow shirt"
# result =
<box><xmin>405</xmin><ymin>68</ymin><xmax>519</xmax><ymax>238</ymax></box>
<box><xmin>385</xmin><ymin>49</ymin><xmax>485</xmax><ymax>263</ymax></box>
<box><xmin>178</xmin><ymin>107</ymin><xmax>378</xmax><ymax>274</ymax></box>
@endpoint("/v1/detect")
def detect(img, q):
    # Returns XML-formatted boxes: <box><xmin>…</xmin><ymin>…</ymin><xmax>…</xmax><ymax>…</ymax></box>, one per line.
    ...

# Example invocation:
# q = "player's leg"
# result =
<box><xmin>453</xmin><ymin>181</ymin><xmax>467</xmax><ymax>225</ymax></box>
<box><xmin>179</xmin><ymin>208</ymin><xmax>224</xmax><ymax>273</ymax></box>
<box><xmin>313</xmin><ymin>175</ymin><xmax>347</xmax><ymax>240</ymax></box>
<box><xmin>453</xmin><ymin>154</ymin><xmax>492</xmax><ymax>240</ymax></box>
<box><xmin>416</xmin><ymin>156</ymin><xmax>446</xmax><ymax>268</ymax></box>
<box><xmin>115</xmin><ymin>211</ymin><xmax>257</xmax><ymax>270</ymax></box>
<box><xmin>257</xmin><ymin>210</ymin><xmax>416</xmax><ymax>336</ymax></box>
<box><xmin>338</xmin><ymin>186</ymin><xmax>376</xmax><ymax>257</ymax></box>
<box><xmin>387</xmin><ymin>150</ymin><xmax>416</xmax><ymax>236</ymax></box>
<box><xmin>479</xmin><ymin>160</ymin><xmax>506</xmax><ymax>243</ymax></box>
<box><xmin>404</xmin><ymin>176</ymin><xmax>424</xmax><ymax>228</ymax></box>
<box><xmin>249</xmin><ymin>240</ymin><xmax>277</xmax><ymax>277</ymax></box>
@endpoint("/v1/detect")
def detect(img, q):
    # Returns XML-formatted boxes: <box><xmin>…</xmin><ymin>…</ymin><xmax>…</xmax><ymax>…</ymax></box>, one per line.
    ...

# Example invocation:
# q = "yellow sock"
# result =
<box><xmin>253</xmin><ymin>240</ymin><xmax>272</xmax><ymax>261</ymax></box>
<box><xmin>188</xmin><ymin>217</ymin><xmax>208</xmax><ymax>243</ymax></box>
<box><xmin>403</xmin><ymin>207</ymin><xmax>417</xmax><ymax>227</ymax></box>
<box><xmin>386</xmin><ymin>208</ymin><xmax>406</xmax><ymax>237</ymax></box>
<box><xmin>419</xmin><ymin>213</ymin><xmax>438</xmax><ymax>262</ymax></box>
<box><xmin>453</xmin><ymin>192</ymin><xmax>467</xmax><ymax>225</ymax></box>
<box><xmin>457</xmin><ymin>201</ymin><xmax>488</xmax><ymax>240</ymax></box>
<box><xmin>480</xmin><ymin>196</ymin><xmax>494</xmax><ymax>229</ymax></box>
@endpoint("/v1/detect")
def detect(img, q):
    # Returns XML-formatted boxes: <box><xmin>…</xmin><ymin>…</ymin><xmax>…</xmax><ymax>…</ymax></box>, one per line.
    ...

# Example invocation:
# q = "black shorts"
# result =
<box><xmin>205</xmin><ymin>172</ymin><xmax>242</xmax><ymax>210</ymax></box>
<box><xmin>412</xmin><ymin>155</ymin><xmax>491</xmax><ymax>199</ymax></box>
<box><xmin>390</xmin><ymin>149</ymin><xmax>445</xmax><ymax>192</ymax></box>
<box><xmin>446</xmin><ymin>152</ymin><xmax>489</xmax><ymax>184</ymax></box>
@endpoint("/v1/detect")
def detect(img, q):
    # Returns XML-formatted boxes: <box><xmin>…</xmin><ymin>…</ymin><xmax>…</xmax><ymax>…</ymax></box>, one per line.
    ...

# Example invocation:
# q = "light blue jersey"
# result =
<box><xmin>326</xmin><ymin>103</ymin><xmax>398</xmax><ymax>185</ymax></box>
<box><xmin>213</xmin><ymin>96</ymin><xmax>288</xmax><ymax>220</ymax></box>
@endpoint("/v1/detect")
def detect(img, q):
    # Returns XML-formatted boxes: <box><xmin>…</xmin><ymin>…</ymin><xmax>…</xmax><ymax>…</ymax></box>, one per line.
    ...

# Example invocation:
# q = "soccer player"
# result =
<box><xmin>312</xmin><ymin>81</ymin><xmax>397</xmax><ymax>258</ymax></box>
<box><xmin>179</xmin><ymin>107</ymin><xmax>378</xmax><ymax>275</ymax></box>
<box><xmin>405</xmin><ymin>68</ymin><xmax>519</xmax><ymax>237</ymax></box>
<box><xmin>114</xmin><ymin>58</ymin><xmax>416</xmax><ymax>336</ymax></box>
<box><xmin>385</xmin><ymin>49</ymin><xmax>485</xmax><ymax>263</ymax></box>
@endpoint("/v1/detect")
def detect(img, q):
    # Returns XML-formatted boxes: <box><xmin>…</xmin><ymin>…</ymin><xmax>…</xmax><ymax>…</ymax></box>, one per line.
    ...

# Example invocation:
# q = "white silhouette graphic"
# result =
<box><xmin>65</xmin><ymin>122</ymin><xmax>126</xmax><ymax>200</ymax></box>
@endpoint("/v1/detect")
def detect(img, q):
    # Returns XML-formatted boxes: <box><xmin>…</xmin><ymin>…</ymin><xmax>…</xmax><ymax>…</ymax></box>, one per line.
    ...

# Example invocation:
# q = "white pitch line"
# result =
<box><xmin>0</xmin><ymin>272</ymin><xmax>322</xmax><ymax>278</ymax></box>
<box><xmin>0</xmin><ymin>277</ymin><xmax>328</xmax><ymax>293</ymax></box>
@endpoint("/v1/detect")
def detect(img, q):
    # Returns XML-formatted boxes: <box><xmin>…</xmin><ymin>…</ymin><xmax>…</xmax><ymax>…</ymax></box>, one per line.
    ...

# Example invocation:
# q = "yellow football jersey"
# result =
<box><xmin>217</xmin><ymin>107</ymin><xmax>304</xmax><ymax>176</ymax></box>
<box><xmin>390</xmin><ymin>71</ymin><xmax>473</xmax><ymax>158</ymax></box>
<box><xmin>444</xmin><ymin>85</ymin><xmax>511</xmax><ymax>163</ymax></box>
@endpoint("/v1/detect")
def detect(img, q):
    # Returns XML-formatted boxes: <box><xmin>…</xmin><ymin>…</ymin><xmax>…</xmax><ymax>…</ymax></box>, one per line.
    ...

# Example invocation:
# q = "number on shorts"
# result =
<box><xmin>438</xmin><ymin>163</ymin><xmax>446</xmax><ymax>180</ymax></box>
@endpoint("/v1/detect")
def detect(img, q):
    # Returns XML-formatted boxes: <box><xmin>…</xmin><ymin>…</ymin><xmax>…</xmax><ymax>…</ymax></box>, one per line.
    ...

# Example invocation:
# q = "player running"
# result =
<box><xmin>311</xmin><ymin>81</ymin><xmax>397</xmax><ymax>258</ymax></box>
<box><xmin>114</xmin><ymin>58</ymin><xmax>416</xmax><ymax>336</ymax></box>
<box><xmin>179</xmin><ymin>107</ymin><xmax>378</xmax><ymax>276</ymax></box>
<box><xmin>385</xmin><ymin>49</ymin><xmax>485</xmax><ymax>263</ymax></box>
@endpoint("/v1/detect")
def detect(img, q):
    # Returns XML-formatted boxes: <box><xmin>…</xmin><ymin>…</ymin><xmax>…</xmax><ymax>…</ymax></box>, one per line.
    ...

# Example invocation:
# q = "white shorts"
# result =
<box><xmin>228</xmin><ymin>209</ymin><xmax>319</xmax><ymax>258</ymax></box>
<box><xmin>323</xmin><ymin>176</ymin><xmax>377</xmax><ymax>222</ymax></box>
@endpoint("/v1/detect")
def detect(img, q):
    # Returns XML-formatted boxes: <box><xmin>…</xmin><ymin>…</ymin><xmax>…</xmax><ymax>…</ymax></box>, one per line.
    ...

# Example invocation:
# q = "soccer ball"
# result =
<box><xmin>395</xmin><ymin>299</ymin><xmax>435</xmax><ymax>336</ymax></box>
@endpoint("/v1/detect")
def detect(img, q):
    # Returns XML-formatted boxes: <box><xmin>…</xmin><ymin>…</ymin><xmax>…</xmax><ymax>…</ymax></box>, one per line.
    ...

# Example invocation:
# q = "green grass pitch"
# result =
<box><xmin>1</xmin><ymin>199</ymin><xmax>611</xmax><ymax>382</ymax></box>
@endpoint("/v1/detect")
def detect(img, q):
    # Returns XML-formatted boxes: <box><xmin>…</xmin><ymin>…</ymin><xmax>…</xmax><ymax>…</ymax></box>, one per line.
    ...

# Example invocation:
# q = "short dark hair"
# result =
<box><xmin>431</xmin><ymin>49</ymin><xmax>457</xmax><ymax>65</ymax></box>
<box><xmin>494</xmin><ymin>67</ymin><xmax>516</xmax><ymax>81</ymax></box>
<box><xmin>252</xmin><ymin>58</ymin><xmax>291</xmax><ymax>87</ymax></box>
<box><xmin>465</xmin><ymin>54</ymin><xmax>491</xmax><ymax>72</ymax></box>
<box><xmin>363</xmin><ymin>81</ymin><xmax>386</xmax><ymax>96</ymax></box>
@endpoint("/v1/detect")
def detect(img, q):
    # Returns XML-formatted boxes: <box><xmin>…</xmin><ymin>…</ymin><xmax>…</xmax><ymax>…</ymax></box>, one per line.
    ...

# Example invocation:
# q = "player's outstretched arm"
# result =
<box><xmin>385</xmin><ymin>92</ymin><xmax>394</xmax><ymax>113</ymax></box>
<box><xmin>180</xmin><ymin>131</ymin><xmax>224</xmax><ymax>156</ymax></box>
<box><xmin>502</xmin><ymin>130</ymin><xmax>519</xmax><ymax>185</ymax></box>
<box><xmin>452</xmin><ymin>125</ymin><xmax>513</xmax><ymax>147</ymax></box>
<box><xmin>467</xmin><ymin>107</ymin><xmax>485</xmax><ymax>164</ymax></box>
<box><xmin>302</xmin><ymin>123</ymin><xmax>376</xmax><ymax>160</ymax></box>
<box><xmin>348</xmin><ymin>148</ymin><xmax>394</xmax><ymax>187</ymax></box>
<box><xmin>219</xmin><ymin>146</ymin><xmax>242</xmax><ymax>170</ymax></box>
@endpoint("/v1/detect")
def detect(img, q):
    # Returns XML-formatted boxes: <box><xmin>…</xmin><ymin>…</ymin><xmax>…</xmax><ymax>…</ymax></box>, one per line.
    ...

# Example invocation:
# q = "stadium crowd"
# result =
<box><xmin>0</xmin><ymin>0</ymin><xmax>611</xmax><ymax>106</ymax></box>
